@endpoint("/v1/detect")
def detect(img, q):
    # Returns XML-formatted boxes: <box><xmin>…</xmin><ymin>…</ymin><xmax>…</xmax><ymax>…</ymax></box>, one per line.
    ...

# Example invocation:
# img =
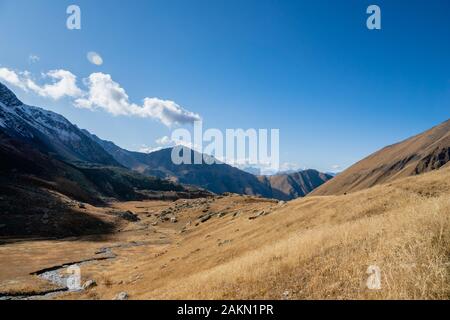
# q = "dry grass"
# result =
<box><xmin>133</xmin><ymin>169</ymin><xmax>450</xmax><ymax>300</ymax></box>
<box><xmin>1</xmin><ymin>168</ymin><xmax>450</xmax><ymax>300</ymax></box>
<box><xmin>155</xmin><ymin>196</ymin><xmax>450</xmax><ymax>299</ymax></box>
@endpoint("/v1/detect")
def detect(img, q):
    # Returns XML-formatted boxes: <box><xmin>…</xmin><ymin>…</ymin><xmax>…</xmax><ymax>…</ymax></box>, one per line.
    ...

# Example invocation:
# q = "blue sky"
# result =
<box><xmin>0</xmin><ymin>0</ymin><xmax>449</xmax><ymax>173</ymax></box>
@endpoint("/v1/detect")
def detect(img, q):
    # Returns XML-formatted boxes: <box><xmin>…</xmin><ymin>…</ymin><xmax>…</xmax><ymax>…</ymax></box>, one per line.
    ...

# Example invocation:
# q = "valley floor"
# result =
<box><xmin>1</xmin><ymin>167</ymin><xmax>450</xmax><ymax>300</ymax></box>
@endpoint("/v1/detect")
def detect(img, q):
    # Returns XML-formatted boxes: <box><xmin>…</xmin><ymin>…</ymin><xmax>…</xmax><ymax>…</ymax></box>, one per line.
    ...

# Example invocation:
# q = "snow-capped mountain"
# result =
<box><xmin>0</xmin><ymin>82</ymin><xmax>119</xmax><ymax>166</ymax></box>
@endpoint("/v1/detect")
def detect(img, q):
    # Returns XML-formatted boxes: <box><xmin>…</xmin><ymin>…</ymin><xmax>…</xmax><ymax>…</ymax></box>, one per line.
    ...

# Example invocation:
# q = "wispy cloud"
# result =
<box><xmin>0</xmin><ymin>67</ymin><xmax>83</xmax><ymax>100</ymax></box>
<box><xmin>156</xmin><ymin>136</ymin><xmax>172</xmax><ymax>145</ymax></box>
<box><xmin>87</xmin><ymin>52</ymin><xmax>103</xmax><ymax>66</ymax></box>
<box><xmin>28</xmin><ymin>54</ymin><xmax>40</xmax><ymax>64</ymax></box>
<box><xmin>154</xmin><ymin>135</ymin><xmax>200</xmax><ymax>150</ymax></box>
<box><xmin>279</xmin><ymin>162</ymin><xmax>302</xmax><ymax>172</ymax></box>
<box><xmin>0</xmin><ymin>68</ymin><xmax>27</xmax><ymax>90</ymax></box>
<box><xmin>329</xmin><ymin>164</ymin><xmax>343</xmax><ymax>173</ymax></box>
<box><xmin>138</xmin><ymin>145</ymin><xmax>164</xmax><ymax>154</ymax></box>
<box><xmin>138</xmin><ymin>135</ymin><xmax>201</xmax><ymax>154</ymax></box>
<box><xmin>28</xmin><ymin>70</ymin><xmax>83</xmax><ymax>100</ymax></box>
<box><xmin>0</xmin><ymin>67</ymin><xmax>201</xmax><ymax>127</ymax></box>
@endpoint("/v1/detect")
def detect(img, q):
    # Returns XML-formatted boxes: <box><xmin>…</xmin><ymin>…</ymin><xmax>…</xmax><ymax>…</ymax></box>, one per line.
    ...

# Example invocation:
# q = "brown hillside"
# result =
<box><xmin>258</xmin><ymin>169</ymin><xmax>333</xmax><ymax>200</ymax></box>
<box><xmin>311</xmin><ymin>119</ymin><xmax>450</xmax><ymax>196</ymax></box>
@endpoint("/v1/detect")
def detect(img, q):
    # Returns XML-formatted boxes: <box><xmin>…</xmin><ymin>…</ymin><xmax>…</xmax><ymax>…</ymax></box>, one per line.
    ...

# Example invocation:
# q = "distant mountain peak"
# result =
<box><xmin>0</xmin><ymin>82</ymin><xmax>23</xmax><ymax>107</ymax></box>
<box><xmin>88</xmin><ymin>132</ymin><xmax>332</xmax><ymax>200</ymax></box>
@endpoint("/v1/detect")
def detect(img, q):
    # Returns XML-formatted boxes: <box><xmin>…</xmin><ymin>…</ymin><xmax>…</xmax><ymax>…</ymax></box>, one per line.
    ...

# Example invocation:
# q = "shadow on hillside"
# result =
<box><xmin>0</xmin><ymin>183</ymin><xmax>117</xmax><ymax>245</ymax></box>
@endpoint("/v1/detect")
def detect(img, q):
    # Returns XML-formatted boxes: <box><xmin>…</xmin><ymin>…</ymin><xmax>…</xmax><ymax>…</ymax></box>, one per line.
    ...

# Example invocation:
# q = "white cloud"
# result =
<box><xmin>138</xmin><ymin>145</ymin><xmax>164</xmax><ymax>154</ymax></box>
<box><xmin>329</xmin><ymin>164</ymin><xmax>343</xmax><ymax>173</ymax></box>
<box><xmin>234</xmin><ymin>160</ymin><xmax>283</xmax><ymax>175</ymax></box>
<box><xmin>87</xmin><ymin>52</ymin><xmax>103</xmax><ymax>66</ymax></box>
<box><xmin>0</xmin><ymin>68</ymin><xmax>27</xmax><ymax>90</ymax></box>
<box><xmin>74</xmin><ymin>73</ymin><xmax>132</xmax><ymax>114</ymax></box>
<box><xmin>28</xmin><ymin>70</ymin><xmax>83</xmax><ymax>100</ymax></box>
<box><xmin>141</xmin><ymin>97</ymin><xmax>202</xmax><ymax>127</ymax></box>
<box><xmin>156</xmin><ymin>136</ymin><xmax>172</xmax><ymax>145</ymax></box>
<box><xmin>75</xmin><ymin>73</ymin><xmax>201</xmax><ymax>126</ymax></box>
<box><xmin>0</xmin><ymin>67</ymin><xmax>201</xmax><ymax>127</ymax></box>
<box><xmin>0</xmin><ymin>67</ymin><xmax>83</xmax><ymax>100</ymax></box>
<box><xmin>29</xmin><ymin>54</ymin><xmax>40</xmax><ymax>64</ymax></box>
<box><xmin>279</xmin><ymin>162</ymin><xmax>302</xmax><ymax>172</ymax></box>
<box><xmin>139</xmin><ymin>135</ymin><xmax>200</xmax><ymax>155</ymax></box>
<box><xmin>152</xmin><ymin>135</ymin><xmax>198</xmax><ymax>150</ymax></box>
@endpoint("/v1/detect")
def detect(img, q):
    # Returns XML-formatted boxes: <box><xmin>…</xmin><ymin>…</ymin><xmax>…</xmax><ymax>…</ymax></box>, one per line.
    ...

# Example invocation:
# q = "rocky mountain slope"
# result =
<box><xmin>258</xmin><ymin>170</ymin><xmax>333</xmax><ymax>200</ymax></box>
<box><xmin>0</xmin><ymin>82</ymin><xmax>211</xmax><ymax>238</ymax></box>
<box><xmin>312</xmin><ymin>119</ymin><xmax>450</xmax><ymax>196</ymax></box>
<box><xmin>0</xmin><ymin>83</ymin><xmax>119</xmax><ymax>166</ymax></box>
<box><xmin>0</xmin><ymin>82</ymin><xmax>208</xmax><ymax>200</ymax></box>
<box><xmin>88</xmin><ymin>133</ymin><xmax>332</xmax><ymax>199</ymax></box>
<box><xmin>0</xmin><ymin>81</ymin><xmax>330</xmax><ymax>204</ymax></box>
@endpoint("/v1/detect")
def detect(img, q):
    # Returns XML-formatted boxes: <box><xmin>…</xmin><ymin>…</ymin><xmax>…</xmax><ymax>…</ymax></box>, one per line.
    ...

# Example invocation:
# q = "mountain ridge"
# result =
<box><xmin>0</xmin><ymin>81</ymin><xmax>331</xmax><ymax>201</ymax></box>
<box><xmin>88</xmin><ymin>131</ymin><xmax>332</xmax><ymax>199</ymax></box>
<box><xmin>0</xmin><ymin>82</ymin><xmax>210</xmax><ymax>204</ymax></box>
<box><xmin>311</xmin><ymin>118</ymin><xmax>450</xmax><ymax>196</ymax></box>
<box><xmin>0</xmin><ymin>83</ymin><xmax>121</xmax><ymax>167</ymax></box>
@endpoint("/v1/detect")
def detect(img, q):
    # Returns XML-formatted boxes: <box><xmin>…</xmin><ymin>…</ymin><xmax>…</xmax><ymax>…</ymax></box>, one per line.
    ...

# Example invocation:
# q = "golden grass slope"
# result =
<box><xmin>1</xmin><ymin>167</ymin><xmax>449</xmax><ymax>300</ymax></box>
<box><xmin>68</xmin><ymin>167</ymin><xmax>450</xmax><ymax>300</ymax></box>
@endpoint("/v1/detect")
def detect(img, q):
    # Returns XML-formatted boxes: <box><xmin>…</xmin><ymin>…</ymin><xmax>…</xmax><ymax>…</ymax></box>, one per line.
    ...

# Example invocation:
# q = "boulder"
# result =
<box><xmin>82</xmin><ymin>280</ymin><xmax>97</xmax><ymax>290</ymax></box>
<box><xmin>200</xmin><ymin>215</ymin><xmax>212</xmax><ymax>223</ymax></box>
<box><xmin>119</xmin><ymin>211</ymin><xmax>140</xmax><ymax>222</ymax></box>
<box><xmin>114</xmin><ymin>292</ymin><xmax>129</xmax><ymax>300</ymax></box>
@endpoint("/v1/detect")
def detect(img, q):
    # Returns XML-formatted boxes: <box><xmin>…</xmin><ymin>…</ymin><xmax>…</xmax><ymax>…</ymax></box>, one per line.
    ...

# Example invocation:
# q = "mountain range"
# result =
<box><xmin>5</xmin><ymin>79</ymin><xmax>449</xmax><ymax>205</ymax></box>
<box><xmin>0</xmin><ymin>82</ymin><xmax>206</xmax><ymax>204</ymax></box>
<box><xmin>0</xmin><ymin>83</ymin><xmax>450</xmax><ymax>204</ymax></box>
<box><xmin>88</xmin><ymin>132</ymin><xmax>333</xmax><ymax>199</ymax></box>
<box><xmin>0</xmin><ymin>82</ymin><xmax>332</xmax><ymax>203</ymax></box>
